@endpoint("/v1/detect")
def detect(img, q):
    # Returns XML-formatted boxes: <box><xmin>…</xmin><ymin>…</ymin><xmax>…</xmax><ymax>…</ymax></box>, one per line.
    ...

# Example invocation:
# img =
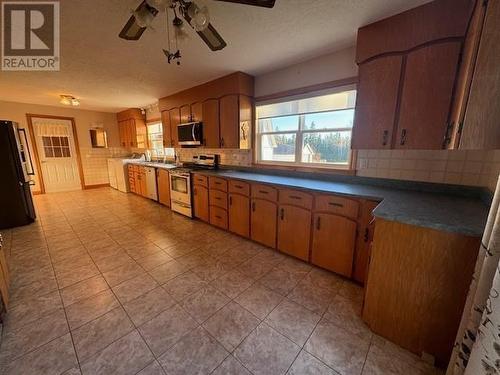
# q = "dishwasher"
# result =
<box><xmin>144</xmin><ymin>167</ymin><xmax>158</xmax><ymax>201</ymax></box>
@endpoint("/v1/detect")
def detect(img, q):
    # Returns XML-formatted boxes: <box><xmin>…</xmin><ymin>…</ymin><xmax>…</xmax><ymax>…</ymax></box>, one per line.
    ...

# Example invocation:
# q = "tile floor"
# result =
<box><xmin>0</xmin><ymin>188</ymin><xmax>443</xmax><ymax>375</ymax></box>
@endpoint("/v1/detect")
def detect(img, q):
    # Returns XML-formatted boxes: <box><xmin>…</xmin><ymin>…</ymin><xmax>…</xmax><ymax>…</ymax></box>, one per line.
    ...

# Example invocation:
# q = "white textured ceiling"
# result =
<box><xmin>0</xmin><ymin>0</ymin><xmax>431</xmax><ymax>112</ymax></box>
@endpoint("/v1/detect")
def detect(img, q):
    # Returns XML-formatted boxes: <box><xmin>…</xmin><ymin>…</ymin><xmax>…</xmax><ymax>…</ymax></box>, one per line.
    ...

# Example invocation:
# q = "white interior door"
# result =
<box><xmin>33</xmin><ymin>118</ymin><xmax>82</xmax><ymax>193</ymax></box>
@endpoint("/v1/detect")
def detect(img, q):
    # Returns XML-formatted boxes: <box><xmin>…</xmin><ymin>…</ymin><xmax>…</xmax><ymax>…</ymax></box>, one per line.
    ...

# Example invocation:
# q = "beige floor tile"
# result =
<box><xmin>123</xmin><ymin>287</ymin><xmax>176</xmax><ymax>326</ymax></box>
<box><xmin>136</xmin><ymin>250</ymin><xmax>173</xmax><ymax>271</ymax></box>
<box><xmin>323</xmin><ymin>294</ymin><xmax>372</xmax><ymax>341</ymax></box>
<box><xmin>94</xmin><ymin>252</ymin><xmax>136</xmax><ymax>273</ymax></box>
<box><xmin>60</xmin><ymin>275</ymin><xmax>109</xmax><ymax>307</ymax></box>
<box><xmin>123</xmin><ymin>242</ymin><xmax>163</xmax><ymax>260</ymax></box>
<box><xmin>158</xmin><ymin>326</ymin><xmax>228</xmax><ymax>375</ymax></box>
<box><xmin>81</xmin><ymin>330</ymin><xmax>154</xmax><ymax>375</ymax></box>
<box><xmin>102</xmin><ymin>261</ymin><xmax>146</xmax><ymax>287</ymax></box>
<box><xmin>137</xmin><ymin>360</ymin><xmax>166</xmax><ymax>375</ymax></box>
<box><xmin>259</xmin><ymin>267</ymin><xmax>304</xmax><ymax>296</ymax></box>
<box><xmin>203</xmin><ymin>301</ymin><xmax>260</xmax><ymax>351</ymax></box>
<box><xmin>191</xmin><ymin>259</ymin><xmax>233</xmax><ymax>282</ymax></box>
<box><xmin>211</xmin><ymin>269</ymin><xmax>255</xmax><ymax>299</ymax></box>
<box><xmin>53</xmin><ymin>254</ymin><xmax>95</xmax><ymax>274</ymax></box>
<box><xmin>162</xmin><ymin>271</ymin><xmax>207</xmax><ymax>302</ymax></box>
<box><xmin>112</xmin><ymin>273</ymin><xmax>158</xmax><ymax>303</ymax></box>
<box><xmin>305</xmin><ymin>319</ymin><xmax>370</xmax><ymax>375</ymax></box>
<box><xmin>148</xmin><ymin>260</ymin><xmax>190</xmax><ymax>284</ymax></box>
<box><xmin>288</xmin><ymin>350</ymin><xmax>338</xmax><ymax>375</ymax></box>
<box><xmin>234</xmin><ymin>323</ymin><xmax>300</xmax><ymax>375</ymax></box>
<box><xmin>212</xmin><ymin>355</ymin><xmax>252</xmax><ymax>375</ymax></box>
<box><xmin>265</xmin><ymin>299</ymin><xmax>321</xmax><ymax>346</ymax></box>
<box><xmin>138</xmin><ymin>304</ymin><xmax>198</xmax><ymax>356</ymax></box>
<box><xmin>66</xmin><ymin>289</ymin><xmax>120</xmax><ymax>330</ymax></box>
<box><xmin>287</xmin><ymin>278</ymin><xmax>337</xmax><ymax>315</ymax></box>
<box><xmin>235</xmin><ymin>283</ymin><xmax>284</xmax><ymax>319</ymax></box>
<box><xmin>56</xmin><ymin>263</ymin><xmax>100</xmax><ymax>289</ymax></box>
<box><xmin>180</xmin><ymin>285</ymin><xmax>230</xmax><ymax>323</ymax></box>
<box><xmin>72</xmin><ymin>307</ymin><xmax>134</xmax><ymax>362</ymax></box>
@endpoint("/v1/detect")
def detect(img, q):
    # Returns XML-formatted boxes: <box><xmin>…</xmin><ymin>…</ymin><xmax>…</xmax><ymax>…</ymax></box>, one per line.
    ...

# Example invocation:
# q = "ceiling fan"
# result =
<box><xmin>119</xmin><ymin>0</ymin><xmax>276</xmax><ymax>64</ymax></box>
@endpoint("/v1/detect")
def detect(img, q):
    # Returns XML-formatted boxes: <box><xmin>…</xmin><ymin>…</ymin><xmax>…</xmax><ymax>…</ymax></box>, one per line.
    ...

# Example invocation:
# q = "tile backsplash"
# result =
<box><xmin>81</xmin><ymin>147</ymin><xmax>129</xmax><ymax>186</ymax></box>
<box><xmin>356</xmin><ymin>149</ymin><xmax>500</xmax><ymax>192</ymax></box>
<box><xmin>176</xmin><ymin>148</ymin><xmax>252</xmax><ymax>167</ymax></box>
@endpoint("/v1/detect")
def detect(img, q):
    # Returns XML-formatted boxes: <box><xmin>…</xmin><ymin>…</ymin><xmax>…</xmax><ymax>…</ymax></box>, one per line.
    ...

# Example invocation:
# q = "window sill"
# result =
<box><xmin>252</xmin><ymin>161</ymin><xmax>356</xmax><ymax>175</ymax></box>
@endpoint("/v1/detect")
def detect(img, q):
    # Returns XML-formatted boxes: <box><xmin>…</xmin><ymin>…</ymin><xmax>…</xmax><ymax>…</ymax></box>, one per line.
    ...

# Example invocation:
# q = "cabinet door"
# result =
<box><xmin>311</xmin><ymin>213</ymin><xmax>357</xmax><ymax>277</ymax></box>
<box><xmin>161</xmin><ymin>111</ymin><xmax>173</xmax><ymax>147</ymax></box>
<box><xmin>180</xmin><ymin>105</ymin><xmax>191</xmax><ymax>123</ymax></box>
<box><xmin>251</xmin><ymin>199</ymin><xmax>277</xmax><ymax>248</ymax></box>
<box><xmin>128</xmin><ymin>120</ymin><xmax>137</xmax><ymax>148</ymax></box>
<box><xmin>352</xmin><ymin>55</ymin><xmax>403</xmax><ymax>149</ymax></box>
<box><xmin>229</xmin><ymin>194</ymin><xmax>250</xmax><ymax>238</ymax></box>
<box><xmin>134</xmin><ymin>170</ymin><xmax>141</xmax><ymax>195</ymax></box>
<box><xmin>203</xmin><ymin>99</ymin><xmax>220</xmax><ymax>148</ymax></box>
<box><xmin>193</xmin><ymin>185</ymin><xmax>209</xmax><ymax>222</ymax></box>
<box><xmin>157</xmin><ymin>169</ymin><xmax>170</xmax><ymax>206</ymax></box>
<box><xmin>169</xmin><ymin>108</ymin><xmax>181</xmax><ymax>147</ymax></box>
<box><xmin>396</xmin><ymin>41</ymin><xmax>461</xmax><ymax>149</ymax></box>
<box><xmin>118</xmin><ymin>121</ymin><xmax>127</xmax><ymax>147</ymax></box>
<box><xmin>277</xmin><ymin>205</ymin><xmax>311</xmax><ymax>261</ymax></box>
<box><xmin>353</xmin><ymin>200</ymin><xmax>379</xmax><ymax>284</ymax></box>
<box><xmin>219</xmin><ymin>95</ymin><xmax>239</xmax><ymax>148</ymax></box>
<box><xmin>191</xmin><ymin>102</ymin><xmax>203</xmax><ymax>122</ymax></box>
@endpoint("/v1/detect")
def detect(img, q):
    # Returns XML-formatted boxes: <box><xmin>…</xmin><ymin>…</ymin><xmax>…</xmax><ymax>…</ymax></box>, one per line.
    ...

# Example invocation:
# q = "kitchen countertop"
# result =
<box><xmin>192</xmin><ymin>169</ymin><xmax>490</xmax><ymax>238</ymax></box>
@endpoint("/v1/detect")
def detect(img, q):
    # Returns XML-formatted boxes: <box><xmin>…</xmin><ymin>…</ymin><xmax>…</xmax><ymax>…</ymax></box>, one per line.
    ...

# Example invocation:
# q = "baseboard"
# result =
<box><xmin>83</xmin><ymin>183</ymin><xmax>110</xmax><ymax>190</ymax></box>
<box><xmin>32</xmin><ymin>190</ymin><xmax>42</xmax><ymax>195</ymax></box>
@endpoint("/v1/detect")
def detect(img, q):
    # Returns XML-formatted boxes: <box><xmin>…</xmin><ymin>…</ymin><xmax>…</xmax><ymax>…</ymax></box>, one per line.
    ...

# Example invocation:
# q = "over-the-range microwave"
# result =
<box><xmin>177</xmin><ymin>121</ymin><xmax>203</xmax><ymax>146</ymax></box>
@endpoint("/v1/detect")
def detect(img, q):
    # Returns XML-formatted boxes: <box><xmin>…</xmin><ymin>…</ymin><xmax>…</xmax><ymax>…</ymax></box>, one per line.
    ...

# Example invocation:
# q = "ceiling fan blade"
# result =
<box><xmin>196</xmin><ymin>23</ymin><xmax>227</xmax><ymax>51</ymax></box>
<box><xmin>214</xmin><ymin>0</ymin><xmax>276</xmax><ymax>8</ymax></box>
<box><xmin>119</xmin><ymin>0</ymin><xmax>159</xmax><ymax>41</ymax></box>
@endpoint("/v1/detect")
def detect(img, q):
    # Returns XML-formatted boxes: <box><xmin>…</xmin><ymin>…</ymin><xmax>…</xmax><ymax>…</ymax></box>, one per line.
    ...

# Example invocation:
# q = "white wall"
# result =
<box><xmin>0</xmin><ymin>100</ymin><xmax>126</xmax><ymax>191</ymax></box>
<box><xmin>255</xmin><ymin>47</ymin><xmax>358</xmax><ymax>98</ymax></box>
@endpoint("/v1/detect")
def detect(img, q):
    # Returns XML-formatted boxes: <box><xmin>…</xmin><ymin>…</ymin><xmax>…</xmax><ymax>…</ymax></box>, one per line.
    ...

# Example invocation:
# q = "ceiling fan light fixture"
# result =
<box><xmin>133</xmin><ymin>6</ymin><xmax>156</xmax><ymax>28</ymax></box>
<box><xmin>187</xmin><ymin>4</ymin><xmax>210</xmax><ymax>31</ymax></box>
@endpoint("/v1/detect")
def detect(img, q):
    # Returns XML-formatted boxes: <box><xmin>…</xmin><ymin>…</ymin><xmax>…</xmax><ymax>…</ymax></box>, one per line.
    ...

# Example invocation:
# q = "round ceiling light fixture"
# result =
<box><xmin>60</xmin><ymin>95</ymin><xmax>80</xmax><ymax>106</ymax></box>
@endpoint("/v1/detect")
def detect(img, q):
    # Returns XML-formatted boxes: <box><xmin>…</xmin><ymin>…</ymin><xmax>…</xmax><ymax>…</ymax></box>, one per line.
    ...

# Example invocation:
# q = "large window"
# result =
<box><xmin>147</xmin><ymin>122</ymin><xmax>164</xmax><ymax>156</ymax></box>
<box><xmin>256</xmin><ymin>88</ymin><xmax>356</xmax><ymax>168</ymax></box>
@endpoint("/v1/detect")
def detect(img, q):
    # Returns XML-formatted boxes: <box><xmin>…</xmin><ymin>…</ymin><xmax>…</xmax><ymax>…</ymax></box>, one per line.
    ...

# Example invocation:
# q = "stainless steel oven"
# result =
<box><xmin>169</xmin><ymin>169</ymin><xmax>192</xmax><ymax>217</ymax></box>
<box><xmin>177</xmin><ymin>122</ymin><xmax>202</xmax><ymax>146</ymax></box>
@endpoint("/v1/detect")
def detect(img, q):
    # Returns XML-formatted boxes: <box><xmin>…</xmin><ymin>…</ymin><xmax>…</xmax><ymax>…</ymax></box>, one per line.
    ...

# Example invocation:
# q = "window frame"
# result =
<box><xmin>146</xmin><ymin>120</ymin><xmax>164</xmax><ymax>156</ymax></box>
<box><xmin>255</xmin><ymin>87</ymin><xmax>356</xmax><ymax>170</ymax></box>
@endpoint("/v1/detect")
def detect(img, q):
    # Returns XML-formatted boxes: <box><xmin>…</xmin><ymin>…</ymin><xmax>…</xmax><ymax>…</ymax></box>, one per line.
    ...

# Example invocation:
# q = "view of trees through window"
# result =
<box><xmin>256</xmin><ymin>89</ymin><xmax>356</xmax><ymax>167</ymax></box>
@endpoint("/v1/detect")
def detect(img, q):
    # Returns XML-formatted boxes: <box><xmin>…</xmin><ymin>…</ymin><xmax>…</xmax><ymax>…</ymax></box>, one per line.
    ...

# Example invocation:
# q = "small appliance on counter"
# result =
<box><xmin>0</xmin><ymin>121</ymin><xmax>36</xmax><ymax>229</ymax></box>
<box><xmin>169</xmin><ymin>154</ymin><xmax>219</xmax><ymax>217</ymax></box>
<box><xmin>177</xmin><ymin>121</ymin><xmax>203</xmax><ymax>146</ymax></box>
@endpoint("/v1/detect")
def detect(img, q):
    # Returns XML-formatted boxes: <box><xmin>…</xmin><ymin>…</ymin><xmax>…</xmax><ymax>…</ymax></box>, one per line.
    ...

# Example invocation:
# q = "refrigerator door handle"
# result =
<box><xmin>17</xmin><ymin>128</ymin><xmax>35</xmax><ymax>176</ymax></box>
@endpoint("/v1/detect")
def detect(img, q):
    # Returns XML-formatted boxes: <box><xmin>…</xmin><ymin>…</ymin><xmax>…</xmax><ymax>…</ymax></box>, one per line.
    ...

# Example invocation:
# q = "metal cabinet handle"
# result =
<box><xmin>252</xmin><ymin>202</ymin><xmax>256</xmax><ymax>212</ymax></box>
<box><xmin>289</xmin><ymin>195</ymin><xmax>302</xmax><ymax>200</ymax></box>
<box><xmin>220</xmin><ymin>138</ymin><xmax>225</xmax><ymax>147</ymax></box>
<box><xmin>229</xmin><ymin>196</ymin><xmax>233</xmax><ymax>206</ymax></box>
<box><xmin>235</xmin><ymin>184</ymin><xmax>243</xmax><ymax>189</ymax></box>
<box><xmin>400</xmin><ymin>129</ymin><xmax>407</xmax><ymax>146</ymax></box>
<box><xmin>280</xmin><ymin>208</ymin><xmax>284</xmax><ymax>220</ymax></box>
<box><xmin>316</xmin><ymin>217</ymin><xmax>321</xmax><ymax>230</ymax></box>
<box><xmin>382</xmin><ymin>130</ymin><xmax>389</xmax><ymax>146</ymax></box>
<box><xmin>259</xmin><ymin>190</ymin><xmax>269</xmax><ymax>194</ymax></box>
<box><xmin>328</xmin><ymin>202</ymin><xmax>344</xmax><ymax>208</ymax></box>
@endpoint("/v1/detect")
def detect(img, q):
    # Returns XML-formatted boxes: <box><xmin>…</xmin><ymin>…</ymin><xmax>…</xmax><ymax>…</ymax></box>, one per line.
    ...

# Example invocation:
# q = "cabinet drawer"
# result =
<box><xmin>210</xmin><ymin>206</ymin><xmax>228</xmax><ymax>230</ymax></box>
<box><xmin>314</xmin><ymin>195</ymin><xmax>359</xmax><ymax>220</ymax></box>
<box><xmin>229</xmin><ymin>180</ymin><xmax>250</xmax><ymax>196</ymax></box>
<box><xmin>279</xmin><ymin>189</ymin><xmax>313</xmax><ymax>209</ymax></box>
<box><xmin>209</xmin><ymin>189</ymin><xmax>228</xmax><ymax>209</ymax></box>
<box><xmin>193</xmin><ymin>174</ymin><xmax>208</xmax><ymax>187</ymax></box>
<box><xmin>251</xmin><ymin>184</ymin><xmax>278</xmax><ymax>201</ymax></box>
<box><xmin>209</xmin><ymin>177</ymin><xmax>228</xmax><ymax>192</ymax></box>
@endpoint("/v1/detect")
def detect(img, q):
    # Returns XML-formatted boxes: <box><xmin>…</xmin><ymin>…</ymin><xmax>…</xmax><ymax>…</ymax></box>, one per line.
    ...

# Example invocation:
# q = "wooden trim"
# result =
<box><xmin>146</xmin><ymin>117</ymin><xmax>161</xmax><ymax>123</ymax></box>
<box><xmin>32</xmin><ymin>190</ymin><xmax>42</xmax><ymax>195</ymax></box>
<box><xmin>26</xmin><ymin>114</ymin><xmax>86</xmax><ymax>192</ymax></box>
<box><xmin>255</xmin><ymin>76</ymin><xmax>358</xmax><ymax>102</ymax></box>
<box><xmin>84</xmin><ymin>183</ymin><xmax>110</xmax><ymax>190</ymax></box>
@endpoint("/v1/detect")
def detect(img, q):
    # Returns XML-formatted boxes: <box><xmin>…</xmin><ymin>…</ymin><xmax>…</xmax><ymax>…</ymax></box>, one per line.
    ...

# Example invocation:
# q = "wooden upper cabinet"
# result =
<box><xmin>460</xmin><ymin>0</ymin><xmax>500</xmax><ymax>149</ymax></box>
<box><xmin>277</xmin><ymin>205</ymin><xmax>311</xmax><ymax>261</ymax></box>
<box><xmin>202</xmin><ymin>99</ymin><xmax>220</xmax><ymax>148</ymax></box>
<box><xmin>219</xmin><ymin>95</ymin><xmax>240</xmax><ymax>148</ymax></box>
<box><xmin>157</xmin><ymin>169</ymin><xmax>170</xmax><ymax>207</ymax></box>
<box><xmin>395</xmin><ymin>42</ymin><xmax>462</xmax><ymax>149</ymax></box>
<box><xmin>169</xmin><ymin>108</ymin><xmax>181</xmax><ymax>147</ymax></box>
<box><xmin>191</xmin><ymin>102</ymin><xmax>203</xmax><ymax>122</ymax></box>
<box><xmin>161</xmin><ymin>111</ymin><xmax>173</xmax><ymax>148</ymax></box>
<box><xmin>180</xmin><ymin>105</ymin><xmax>191</xmax><ymax>123</ymax></box>
<box><xmin>356</xmin><ymin>0</ymin><xmax>473</xmax><ymax>63</ymax></box>
<box><xmin>352</xmin><ymin>56</ymin><xmax>403</xmax><ymax>149</ymax></box>
<box><xmin>228</xmin><ymin>193</ymin><xmax>250</xmax><ymax>238</ymax></box>
<box><xmin>116</xmin><ymin>109</ymin><xmax>146</xmax><ymax>149</ymax></box>
<box><xmin>311</xmin><ymin>213</ymin><xmax>357</xmax><ymax>277</ymax></box>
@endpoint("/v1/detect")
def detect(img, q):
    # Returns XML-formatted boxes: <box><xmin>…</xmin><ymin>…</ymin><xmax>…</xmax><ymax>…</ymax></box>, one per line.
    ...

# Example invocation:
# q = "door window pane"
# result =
<box><xmin>41</xmin><ymin>136</ymin><xmax>71</xmax><ymax>158</ymax></box>
<box><xmin>260</xmin><ymin>133</ymin><xmax>296</xmax><ymax>162</ymax></box>
<box><xmin>302</xmin><ymin>131</ymin><xmax>351</xmax><ymax>164</ymax></box>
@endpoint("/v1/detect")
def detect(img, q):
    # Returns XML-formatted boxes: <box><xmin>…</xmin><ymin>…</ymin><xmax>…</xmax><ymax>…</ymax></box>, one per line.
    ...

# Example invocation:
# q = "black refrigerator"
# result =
<box><xmin>0</xmin><ymin>120</ymin><xmax>36</xmax><ymax>229</ymax></box>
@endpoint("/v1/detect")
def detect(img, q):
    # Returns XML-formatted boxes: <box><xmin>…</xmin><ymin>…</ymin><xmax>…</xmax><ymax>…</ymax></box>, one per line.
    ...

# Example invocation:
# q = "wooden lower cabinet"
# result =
<box><xmin>193</xmin><ymin>185</ymin><xmax>209</xmax><ymax>222</ymax></box>
<box><xmin>251</xmin><ymin>198</ymin><xmax>277</xmax><ymax>248</ymax></box>
<box><xmin>210</xmin><ymin>206</ymin><xmax>228</xmax><ymax>230</ymax></box>
<box><xmin>139</xmin><ymin>167</ymin><xmax>147</xmax><ymax>198</ymax></box>
<box><xmin>277</xmin><ymin>205</ymin><xmax>311</xmax><ymax>261</ymax></box>
<box><xmin>157</xmin><ymin>169</ymin><xmax>170</xmax><ymax>207</ymax></box>
<box><xmin>311</xmin><ymin>213</ymin><xmax>357</xmax><ymax>277</ymax></box>
<box><xmin>353</xmin><ymin>200</ymin><xmax>379</xmax><ymax>284</ymax></box>
<box><xmin>228</xmin><ymin>193</ymin><xmax>250</xmax><ymax>238</ymax></box>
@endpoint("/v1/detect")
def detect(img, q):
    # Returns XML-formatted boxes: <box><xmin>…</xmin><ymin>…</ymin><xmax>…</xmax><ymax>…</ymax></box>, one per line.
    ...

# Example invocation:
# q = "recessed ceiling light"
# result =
<box><xmin>60</xmin><ymin>95</ymin><xmax>80</xmax><ymax>106</ymax></box>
